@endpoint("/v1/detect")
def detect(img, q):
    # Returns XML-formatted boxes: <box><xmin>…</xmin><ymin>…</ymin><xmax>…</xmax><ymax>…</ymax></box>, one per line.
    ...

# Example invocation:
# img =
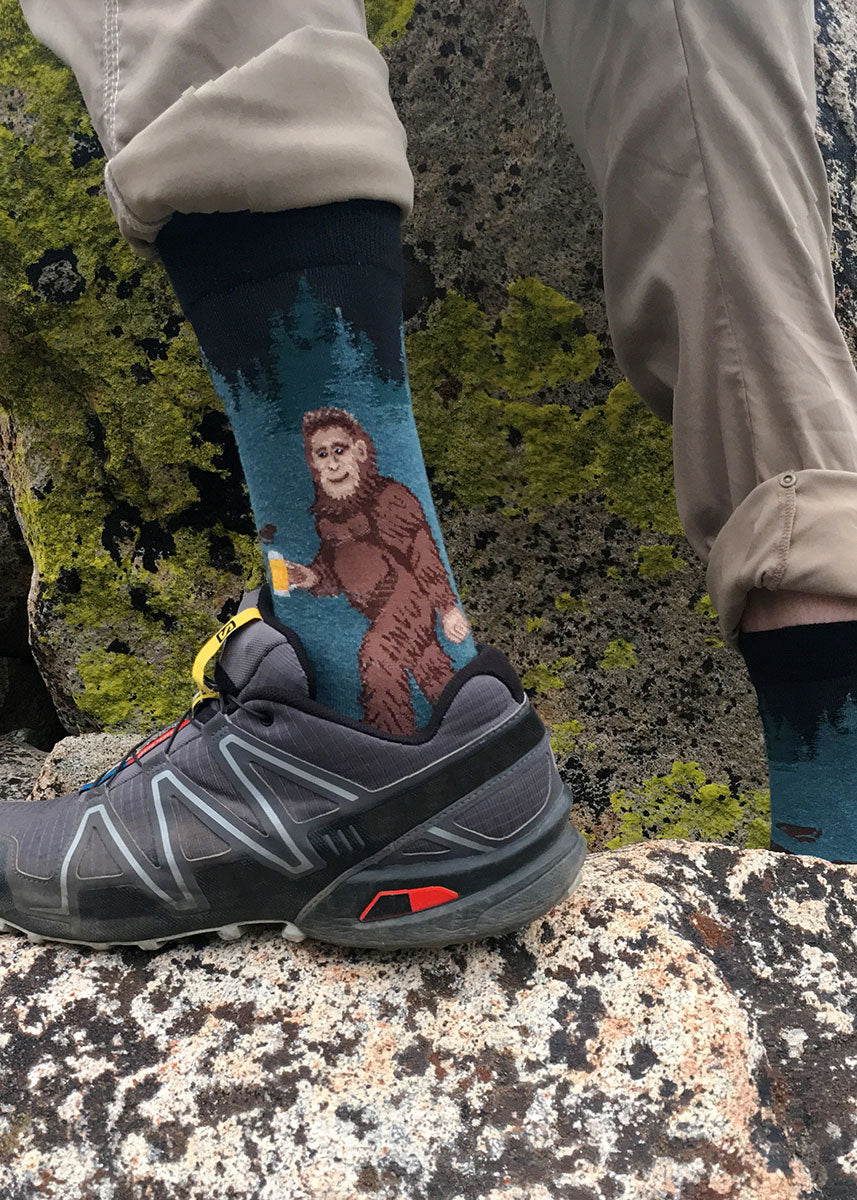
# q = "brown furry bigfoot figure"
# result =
<box><xmin>284</xmin><ymin>407</ymin><xmax>471</xmax><ymax>734</ymax></box>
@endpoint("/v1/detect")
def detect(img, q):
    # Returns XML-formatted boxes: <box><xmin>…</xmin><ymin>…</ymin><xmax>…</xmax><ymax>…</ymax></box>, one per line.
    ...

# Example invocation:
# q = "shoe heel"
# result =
<box><xmin>296</xmin><ymin>787</ymin><xmax>586</xmax><ymax>949</ymax></box>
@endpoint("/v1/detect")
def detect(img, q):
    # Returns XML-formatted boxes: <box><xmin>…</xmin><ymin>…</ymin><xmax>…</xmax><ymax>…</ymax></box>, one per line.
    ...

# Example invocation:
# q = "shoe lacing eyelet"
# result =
<box><xmin>258</xmin><ymin>709</ymin><xmax>274</xmax><ymax>728</ymax></box>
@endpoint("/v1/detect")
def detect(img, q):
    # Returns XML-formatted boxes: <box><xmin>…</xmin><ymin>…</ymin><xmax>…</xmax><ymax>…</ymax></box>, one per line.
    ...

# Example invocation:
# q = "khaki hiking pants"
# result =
<box><xmin>19</xmin><ymin>0</ymin><xmax>857</xmax><ymax>643</ymax></box>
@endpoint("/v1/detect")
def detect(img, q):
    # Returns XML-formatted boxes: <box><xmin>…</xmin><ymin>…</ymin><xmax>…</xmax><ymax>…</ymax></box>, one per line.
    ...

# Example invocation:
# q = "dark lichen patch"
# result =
<box><xmin>25</xmin><ymin>245</ymin><xmax>85</xmax><ymax>303</ymax></box>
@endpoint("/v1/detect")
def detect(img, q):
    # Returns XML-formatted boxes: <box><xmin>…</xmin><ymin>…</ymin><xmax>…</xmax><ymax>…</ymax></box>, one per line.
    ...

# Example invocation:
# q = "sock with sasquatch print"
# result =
<box><xmin>157</xmin><ymin>201</ymin><xmax>476</xmax><ymax>736</ymax></box>
<box><xmin>742</xmin><ymin>621</ymin><xmax>857</xmax><ymax>861</ymax></box>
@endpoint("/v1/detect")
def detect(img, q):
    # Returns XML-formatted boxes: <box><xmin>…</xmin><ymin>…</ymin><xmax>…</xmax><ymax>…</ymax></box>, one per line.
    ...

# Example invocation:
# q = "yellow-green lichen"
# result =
<box><xmin>554</xmin><ymin>592</ymin><xmax>589</xmax><ymax>615</ymax></box>
<box><xmin>366</xmin><ymin>0</ymin><xmax>416</xmax><ymax>46</ymax></box>
<box><xmin>521</xmin><ymin>655</ymin><xmax>578</xmax><ymax>694</ymax></box>
<box><xmin>608</xmin><ymin>760</ymin><xmax>770</xmax><ymax>850</ymax></box>
<box><xmin>601</xmin><ymin>639</ymin><xmax>637</xmax><ymax>670</ymax></box>
<box><xmin>495</xmin><ymin>278</ymin><xmax>601</xmax><ymax>397</ymax></box>
<box><xmin>409</xmin><ymin>289</ymin><xmax>680</xmax><ymax>528</ymax></box>
<box><xmin>635</xmin><ymin>543</ymin><xmax>686</xmax><ymax>579</ymax></box>
<box><xmin>525</xmin><ymin>616</ymin><xmax>544</xmax><ymax>632</ymax></box>
<box><xmin>550</xmin><ymin>719</ymin><xmax>585</xmax><ymax>757</ymax></box>
<box><xmin>695</xmin><ymin>593</ymin><xmax>718</xmax><ymax>621</ymax></box>
<box><xmin>521</xmin><ymin>663</ymin><xmax>564</xmax><ymax>693</ymax></box>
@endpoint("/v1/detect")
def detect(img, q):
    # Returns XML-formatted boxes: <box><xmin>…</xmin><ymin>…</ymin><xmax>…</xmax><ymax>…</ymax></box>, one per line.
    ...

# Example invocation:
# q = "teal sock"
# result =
<box><xmin>742</xmin><ymin>621</ymin><xmax>857</xmax><ymax>861</ymax></box>
<box><xmin>157</xmin><ymin>201</ymin><xmax>475</xmax><ymax>735</ymax></box>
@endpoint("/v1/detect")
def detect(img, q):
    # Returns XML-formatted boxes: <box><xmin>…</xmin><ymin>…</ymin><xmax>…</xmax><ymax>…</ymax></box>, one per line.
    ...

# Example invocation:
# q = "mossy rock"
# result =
<box><xmin>2</xmin><ymin>0</ymin><xmax>857</xmax><ymax>863</ymax></box>
<box><xmin>0</xmin><ymin>1</ymin><xmax>259</xmax><ymax>730</ymax></box>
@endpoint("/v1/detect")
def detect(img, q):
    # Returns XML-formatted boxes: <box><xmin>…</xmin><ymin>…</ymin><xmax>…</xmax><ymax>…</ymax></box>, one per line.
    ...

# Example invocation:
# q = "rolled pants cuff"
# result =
<box><xmin>708</xmin><ymin>469</ymin><xmax>857</xmax><ymax>644</ymax></box>
<box><xmin>20</xmin><ymin>0</ymin><xmax>414</xmax><ymax>260</ymax></box>
<box><xmin>105</xmin><ymin>27</ymin><xmax>413</xmax><ymax>260</ymax></box>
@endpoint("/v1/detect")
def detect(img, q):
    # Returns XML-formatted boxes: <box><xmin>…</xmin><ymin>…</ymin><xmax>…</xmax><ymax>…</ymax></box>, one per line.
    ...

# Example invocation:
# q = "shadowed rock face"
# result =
<box><xmin>0</xmin><ymin>474</ymin><xmax>62</xmax><ymax>747</ymax></box>
<box><xmin>0</xmin><ymin>736</ymin><xmax>43</xmax><ymax>801</ymax></box>
<box><xmin>0</xmin><ymin>840</ymin><xmax>853</xmax><ymax>1198</ymax></box>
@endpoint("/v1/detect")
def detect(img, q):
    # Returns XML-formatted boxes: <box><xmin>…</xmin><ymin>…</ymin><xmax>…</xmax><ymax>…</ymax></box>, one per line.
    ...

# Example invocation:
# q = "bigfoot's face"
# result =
<box><xmin>309</xmin><ymin>425</ymin><xmax>369</xmax><ymax>501</ymax></box>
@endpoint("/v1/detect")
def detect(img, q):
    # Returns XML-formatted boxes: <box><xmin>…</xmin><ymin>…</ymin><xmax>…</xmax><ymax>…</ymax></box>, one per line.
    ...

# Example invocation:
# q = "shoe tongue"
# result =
<box><xmin>218</xmin><ymin>594</ymin><xmax>310</xmax><ymax>703</ymax></box>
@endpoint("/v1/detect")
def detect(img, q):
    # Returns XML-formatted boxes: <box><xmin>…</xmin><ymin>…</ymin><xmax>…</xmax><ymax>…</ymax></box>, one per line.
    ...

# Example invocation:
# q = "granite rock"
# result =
<box><xmin>27</xmin><ymin>731</ymin><xmax>139</xmax><ymax>802</ymax></box>
<box><xmin>0</xmin><ymin>840</ymin><xmax>852</xmax><ymax>1198</ymax></box>
<box><xmin>0</xmin><ymin>735</ymin><xmax>45</xmax><ymax>802</ymax></box>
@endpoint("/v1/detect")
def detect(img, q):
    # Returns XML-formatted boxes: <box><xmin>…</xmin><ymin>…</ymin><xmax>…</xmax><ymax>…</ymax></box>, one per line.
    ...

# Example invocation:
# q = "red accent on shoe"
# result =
<box><xmin>359</xmin><ymin>886</ymin><xmax>459</xmax><ymax>922</ymax></box>
<box><xmin>125</xmin><ymin>718</ymin><xmax>192</xmax><ymax>764</ymax></box>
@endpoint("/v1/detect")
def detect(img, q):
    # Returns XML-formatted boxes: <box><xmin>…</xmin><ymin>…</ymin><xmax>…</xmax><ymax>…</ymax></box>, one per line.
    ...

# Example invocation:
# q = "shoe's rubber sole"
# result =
<box><xmin>0</xmin><ymin>794</ymin><xmax>587</xmax><ymax>952</ymax></box>
<box><xmin>298</xmin><ymin>819</ymin><xmax>586</xmax><ymax>949</ymax></box>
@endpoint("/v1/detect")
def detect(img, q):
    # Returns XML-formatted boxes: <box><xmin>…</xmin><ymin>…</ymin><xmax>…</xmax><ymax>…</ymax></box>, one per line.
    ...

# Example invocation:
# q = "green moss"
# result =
<box><xmin>554</xmin><ymin>592</ymin><xmax>589</xmax><ymax>615</ymax></box>
<box><xmin>606</xmin><ymin>566</ymin><xmax>622</xmax><ymax>581</ymax></box>
<box><xmin>607</xmin><ymin>760</ymin><xmax>770</xmax><ymax>849</ymax></box>
<box><xmin>407</xmin><ymin>292</ymin><xmax>513</xmax><ymax>508</ymax></box>
<box><xmin>550</xmin><ymin>719</ymin><xmax>585</xmax><ymax>757</ymax></box>
<box><xmin>495</xmin><ymin>278</ymin><xmax>601</xmax><ymax>397</ymax></box>
<box><xmin>695</xmin><ymin>593</ymin><xmax>718</xmax><ymax>621</ymax></box>
<box><xmin>597</xmin><ymin>382</ymin><xmax>682</xmax><ymax>535</ymax></box>
<box><xmin>601</xmin><ymin>639</ymin><xmax>637</xmax><ymax>670</ymax></box>
<box><xmin>521</xmin><ymin>662</ymin><xmax>564</xmax><ymax>693</ymax></box>
<box><xmin>522</xmin><ymin>655</ymin><xmax>578</xmax><ymax>694</ymax></box>
<box><xmin>635</xmin><ymin>543</ymin><xmax>686</xmax><ymax>579</ymax></box>
<box><xmin>525</xmin><ymin>616</ymin><xmax>544</xmax><ymax>632</ymax></box>
<box><xmin>366</xmin><ymin>0</ymin><xmax>416</xmax><ymax>46</ymax></box>
<box><xmin>408</xmin><ymin>289</ymin><xmax>680</xmax><ymax>530</ymax></box>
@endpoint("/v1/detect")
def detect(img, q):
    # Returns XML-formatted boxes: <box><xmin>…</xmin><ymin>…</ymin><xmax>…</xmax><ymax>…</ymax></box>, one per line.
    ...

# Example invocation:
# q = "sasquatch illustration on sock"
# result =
<box><xmin>156</xmin><ymin>201</ymin><xmax>476</xmax><ymax>735</ymax></box>
<box><xmin>278</xmin><ymin>408</ymin><xmax>470</xmax><ymax>733</ymax></box>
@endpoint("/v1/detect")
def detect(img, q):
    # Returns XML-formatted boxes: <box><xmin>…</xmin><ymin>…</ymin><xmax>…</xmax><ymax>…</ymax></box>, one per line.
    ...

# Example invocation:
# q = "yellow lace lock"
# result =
<box><xmin>191</xmin><ymin>606</ymin><xmax>263</xmax><ymax>706</ymax></box>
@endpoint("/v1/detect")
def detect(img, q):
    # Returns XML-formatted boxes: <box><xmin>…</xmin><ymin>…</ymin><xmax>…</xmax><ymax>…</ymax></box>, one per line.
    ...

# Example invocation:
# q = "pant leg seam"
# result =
<box><xmin>767</xmin><ymin>479</ymin><xmax>797</xmax><ymax>588</ymax></box>
<box><xmin>102</xmin><ymin>0</ymin><xmax>120</xmax><ymax>157</ymax></box>
<box><xmin>669</xmin><ymin>0</ymin><xmax>761</xmax><ymax>486</ymax></box>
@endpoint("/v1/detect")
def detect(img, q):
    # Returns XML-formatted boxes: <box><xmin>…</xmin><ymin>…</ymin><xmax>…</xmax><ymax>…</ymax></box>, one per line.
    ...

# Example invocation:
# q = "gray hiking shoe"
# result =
<box><xmin>0</xmin><ymin>589</ymin><xmax>586</xmax><ymax>950</ymax></box>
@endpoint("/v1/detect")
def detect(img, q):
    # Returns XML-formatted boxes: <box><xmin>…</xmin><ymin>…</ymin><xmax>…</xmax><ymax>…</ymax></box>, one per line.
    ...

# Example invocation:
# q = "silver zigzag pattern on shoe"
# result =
<box><xmin>33</xmin><ymin>720</ymin><xmax>510</xmax><ymax>922</ymax></box>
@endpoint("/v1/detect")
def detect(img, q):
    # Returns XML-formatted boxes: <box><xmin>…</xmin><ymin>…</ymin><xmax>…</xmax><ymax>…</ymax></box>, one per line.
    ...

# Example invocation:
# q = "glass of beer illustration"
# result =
<box><xmin>267</xmin><ymin>550</ymin><xmax>291</xmax><ymax>596</ymax></box>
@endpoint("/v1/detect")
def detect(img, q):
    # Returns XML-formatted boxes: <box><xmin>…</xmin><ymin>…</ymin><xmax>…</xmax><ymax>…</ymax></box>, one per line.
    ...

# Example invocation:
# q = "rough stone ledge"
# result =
<box><xmin>0</xmin><ymin>734</ymin><xmax>46</xmax><ymax>802</ymax></box>
<box><xmin>25</xmin><ymin>731</ymin><xmax>139</xmax><ymax>802</ymax></box>
<box><xmin>0</xmin><ymin>840</ymin><xmax>852</xmax><ymax>1199</ymax></box>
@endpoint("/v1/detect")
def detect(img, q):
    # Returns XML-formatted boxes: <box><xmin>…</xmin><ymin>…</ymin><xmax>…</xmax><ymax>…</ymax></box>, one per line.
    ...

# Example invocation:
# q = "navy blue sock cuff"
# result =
<box><xmin>156</xmin><ymin>199</ymin><xmax>403</xmax><ymax>317</ymax></box>
<box><xmin>740</xmin><ymin>620</ymin><xmax>857</xmax><ymax>686</ymax></box>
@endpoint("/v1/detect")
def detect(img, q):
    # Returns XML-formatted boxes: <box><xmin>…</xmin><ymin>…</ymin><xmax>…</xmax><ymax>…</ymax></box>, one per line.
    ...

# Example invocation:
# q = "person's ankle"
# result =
<box><xmin>741</xmin><ymin>589</ymin><xmax>857</xmax><ymax>632</ymax></box>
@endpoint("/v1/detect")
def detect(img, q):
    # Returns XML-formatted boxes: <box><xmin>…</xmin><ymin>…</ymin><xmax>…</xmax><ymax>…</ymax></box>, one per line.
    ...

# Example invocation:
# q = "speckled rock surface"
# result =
<box><xmin>0</xmin><ymin>735</ymin><xmax>45</xmax><ymax>802</ymax></box>
<box><xmin>0</xmin><ymin>840</ymin><xmax>853</xmax><ymax>1199</ymax></box>
<box><xmin>27</xmin><ymin>731</ymin><xmax>138</xmax><ymax>802</ymax></box>
<box><xmin>1</xmin><ymin>0</ymin><xmax>856</xmax><ymax>849</ymax></box>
